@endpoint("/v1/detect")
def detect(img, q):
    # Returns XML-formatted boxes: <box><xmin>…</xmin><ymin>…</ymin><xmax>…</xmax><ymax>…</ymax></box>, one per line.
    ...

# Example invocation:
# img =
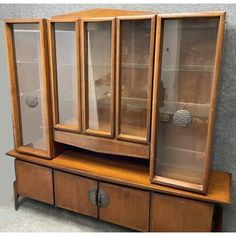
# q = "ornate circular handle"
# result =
<box><xmin>98</xmin><ymin>189</ymin><xmax>110</xmax><ymax>208</ymax></box>
<box><xmin>88</xmin><ymin>188</ymin><xmax>97</xmax><ymax>206</ymax></box>
<box><xmin>172</xmin><ymin>110</ymin><xmax>192</xmax><ymax>128</ymax></box>
<box><xmin>25</xmin><ymin>95</ymin><xmax>39</xmax><ymax>108</ymax></box>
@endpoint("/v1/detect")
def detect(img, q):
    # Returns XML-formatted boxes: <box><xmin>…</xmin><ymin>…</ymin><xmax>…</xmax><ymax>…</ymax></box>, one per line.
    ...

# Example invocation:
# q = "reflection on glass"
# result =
<box><xmin>119</xmin><ymin>20</ymin><xmax>151</xmax><ymax>140</ymax></box>
<box><xmin>13</xmin><ymin>23</ymin><xmax>46</xmax><ymax>150</ymax></box>
<box><xmin>155</xmin><ymin>18</ymin><xmax>219</xmax><ymax>184</ymax></box>
<box><xmin>54</xmin><ymin>23</ymin><xmax>77</xmax><ymax>126</ymax></box>
<box><xmin>86</xmin><ymin>22</ymin><xmax>112</xmax><ymax>133</ymax></box>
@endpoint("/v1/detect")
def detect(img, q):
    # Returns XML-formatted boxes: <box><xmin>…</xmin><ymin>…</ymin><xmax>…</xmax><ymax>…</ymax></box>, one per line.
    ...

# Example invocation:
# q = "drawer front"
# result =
<box><xmin>150</xmin><ymin>193</ymin><xmax>213</xmax><ymax>232</ymax></box>
<box><xmin>54</xmin><ymin>170</ymin><xmax>98</xmax><ymax>218</ymax></box>
<box><xmin>15</xmin><ymin>160</ymin><xmax>53</xmax><ymax>204</ymax></box>
<box><xmin>99</xmin><ymin>182</ymin><xmax>150</xmax><ymax>231</ymax></box>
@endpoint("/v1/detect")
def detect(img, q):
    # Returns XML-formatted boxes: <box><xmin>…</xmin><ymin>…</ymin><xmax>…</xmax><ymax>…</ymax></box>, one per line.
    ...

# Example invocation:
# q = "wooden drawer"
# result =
<box><xmin>150</xmin><ymin>193</ymin><xmax>214</xmax><ymax>232</ymax></box>
<box><xmin>99</xmin><ymin>182</ymin><xmax>150</xmax><ymax>231</ymax></box>
<box><xmin>15</xmin><ymin>160</ymin><xmax>53</xmax><ymax>204</ymax></box>
<box><xmin>54</xmin><ymin>170</ymin><xmax>98</xmax><ymax>218</ymax></box>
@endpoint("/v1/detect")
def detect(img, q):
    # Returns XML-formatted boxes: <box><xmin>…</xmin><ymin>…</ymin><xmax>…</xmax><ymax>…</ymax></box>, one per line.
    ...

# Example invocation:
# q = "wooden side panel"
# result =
<box><xmin>15</xmin><ymin>159</ymin><xmax>53</xmax><ymax>204</ymax></box>
<box><xmin>150</xmin><ymin>193</ymin><xmax>214</xmax><ymax>232</ymax></box>
<box><xmin>54</xmin><ymin>170</ymin><xmax>98</xmax><ymax>218</ymax></box>
<box><xmin>99</xmin><ymin>182</ymin><xmax>150</xmax><ymax>231</ymax></box>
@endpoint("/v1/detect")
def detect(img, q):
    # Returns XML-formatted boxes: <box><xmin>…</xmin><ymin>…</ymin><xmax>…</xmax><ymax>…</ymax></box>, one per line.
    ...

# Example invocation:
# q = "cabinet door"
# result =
<box><xmin>15</xmin><ymin>160</ymin><xmax>54</xmax><ymax>204</ymax></box>
<box><xmin>150</xmin><ymin>193</ymin><xmax>213</xmax><ymax>232</ymax></box>
<box><xmin>150</xmin><ymin>12</ymin><xmax>226</xmax><ymax>192</ymax></box>
<box><xmin>48</xmin><ymin>19</ymin><xmax>81</xmax><ymax>132</ymax></box>
<box><xmin>54</xmin><ymin>170</ymin><xmax>98</xmax><ymax>218</ymax></box>
<box><xmin>5</xmin><ymin>20</ymin><xmax>53</xmax><ymax>158</ymax></box>
<box><xmin>116</xmin><ymin>16</ymin><xmax>155</xmax><ymax>143</ymax></box>
<box><xmin>99</xmin><ymin>182</ymin><xmax>150</xmax><ymax>231</ymax></box>
<box><xmin>81</xmin><ymin>18</ymin><xmax>115</xmax><ymax>138</ymax></box>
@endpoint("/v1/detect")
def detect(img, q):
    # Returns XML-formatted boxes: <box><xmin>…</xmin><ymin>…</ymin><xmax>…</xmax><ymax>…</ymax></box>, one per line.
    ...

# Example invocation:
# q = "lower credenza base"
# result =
<box><xmin>13</xmin><ymin>159</ymin><xmax>223</xmax><ymax>232</ymax></box>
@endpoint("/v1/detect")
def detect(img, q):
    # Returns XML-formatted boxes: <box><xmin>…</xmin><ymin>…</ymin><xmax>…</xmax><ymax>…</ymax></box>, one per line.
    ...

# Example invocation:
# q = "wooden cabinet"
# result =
<box><xmin>15</xmin><ymin>159</ymin><xmax>53</xmax><ymax>204</ymax></box>
<box><xmin>5</xmin><ymin>9</ymin><xmax>227</xmax><ymax>192</ymax></box>
<box><xmin>5</xmin><ymin>19</ymin><xmax>53</xmax><ymax>159</ymax></box>
<box><xmin>150</xmin><ymin>12</ymin><xmax>226</xmax><ymax>193</ymax></box>
<box><xmin>5</xmin><ymin>9</ymin><xmax>230</xmax><ymax>232</ymax></box>
<box><xmin>99</xmin><ymin>182</ymin><xmax>150</xmax><ymax>231</ymax></box>
<box><xmin>10</xmin><ymin>148</ymin><xmax>231</xmax><ymax>232</ymax></box>
<box><xmin>150</xmin><ymin>193</ymin><xmax>214</xmax><ymax>232</ymax></box>
<box><xmin>54</xmin><ymin>170</ymin><xmax>98</xmax><ymax>217</ymax></box>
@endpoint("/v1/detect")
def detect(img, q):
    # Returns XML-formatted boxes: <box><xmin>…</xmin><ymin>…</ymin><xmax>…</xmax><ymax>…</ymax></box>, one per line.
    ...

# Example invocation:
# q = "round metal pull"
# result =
<box><xmin>98</xmin><ymin>189</ymin><xmax>110</xmax><ymax>208</ymax></box>
<box><xmin>25</xmin><ymin>95</ymin><xmax>39</xmax><ymax>108</ymax></box>
<box><xmin>172</xmin><ymin>110</ymin><xmax>192</xmax><ymax>128</ymax></box>
<box><xmin>88</xmin><ymin>188</ymin><xmax>97</xmax><ymax>206</ymax></box>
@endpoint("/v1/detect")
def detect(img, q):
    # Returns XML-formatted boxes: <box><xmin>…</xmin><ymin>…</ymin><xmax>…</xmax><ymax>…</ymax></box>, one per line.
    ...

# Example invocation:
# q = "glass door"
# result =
<box><xmin>116</xmin><ymin>16</ymin><xmax>155</xmax><ymax>143</ymax></box>
<box><xmin>81</xmin><ymin>18</ymin><xmax>115</xmax><ymax>138</ymax></box>
<box><xmin>5</xmin><ymin>19</ymin><xmax>53</xmax><ymax>158</ymax></box>
<box><xmin>150</xmin><ymin>12</ymin><xmax>226</xmax><ymax>193</ymax></box>
<box><xmin>48</xmin><ymin>19</ymin><xmax>81</xmax><ymax>132</ymax></box>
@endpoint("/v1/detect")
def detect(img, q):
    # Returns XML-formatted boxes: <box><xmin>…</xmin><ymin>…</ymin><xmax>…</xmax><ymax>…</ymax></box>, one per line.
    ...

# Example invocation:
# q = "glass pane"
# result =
<box><xmin>155</xmin><ymin>18</ymin><xmax>219</xmax><ymax>184</ymax></box>
<box><xmin>54</xmin><ymin>23</ymin><xmax>77</xmax><ymax>126</ymax></box>
<box><xmin>13</xmin><ymin>23</ymin><xmax>47</xmax><ymax>150</ymax></box>
<box><xmin>120</xmin><ymin>20</ymin><xmax>151</xmax><ymax>140</ymax></box>
<box><xmin>86</xmin><ymin>22</ymin><xmax>112</xmax><ymax>133</ymax></box>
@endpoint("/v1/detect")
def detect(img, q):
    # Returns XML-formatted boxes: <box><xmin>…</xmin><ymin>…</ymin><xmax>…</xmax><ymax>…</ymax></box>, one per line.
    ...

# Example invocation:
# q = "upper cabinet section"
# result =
<box><xmin>5</xmin><ymin>9</ymin><xmax>226</xmax><ymax>167</ymax></box>
<box><xmin>5</xmin><ymin>20</ymin><xmax>53</xmax><ymax>159</ymax></box>
<box><xmin>116</xmin><ymin>16</ymin><xmax>156</xmax><ymax>143</ymax></box>
<box><xmin>48</xmin><ymin>19</ymin><xmax>81</xmax><ymax>132</ymax></box>
<box><xmin>150</xmin><ymin>12</ymin><xmax>226</xmax><ymax>193</ymax></box>
<box><xmin>81</xmin><ymin>18</ymin><xmax>115</xmax><ymax>137</ymax></box>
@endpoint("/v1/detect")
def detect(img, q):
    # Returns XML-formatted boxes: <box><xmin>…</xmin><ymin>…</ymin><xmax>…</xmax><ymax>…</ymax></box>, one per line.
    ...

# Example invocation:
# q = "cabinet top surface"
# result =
<box><xmin>6</xmin><ymin>149</ymin><xmax>231</xmax><ymax>205</ymax></box>
<box><xmin>51</xmin><ymin>8</ymin><xmax>155</xmax><ymax>19</ymax></box>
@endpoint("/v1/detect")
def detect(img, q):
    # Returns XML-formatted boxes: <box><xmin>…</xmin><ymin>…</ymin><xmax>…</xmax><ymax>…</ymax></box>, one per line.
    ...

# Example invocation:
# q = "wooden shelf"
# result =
<box><xmin>6</xmin><ymin>148</ymin><xmax>231</xmax><ymax>205</ymax></box>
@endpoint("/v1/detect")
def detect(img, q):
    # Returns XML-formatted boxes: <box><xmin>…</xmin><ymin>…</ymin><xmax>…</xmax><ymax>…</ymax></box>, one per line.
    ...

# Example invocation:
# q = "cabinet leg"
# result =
<box><xmin>13</xmin><ymin>180</ymin><xmax>19</xmax><ymax>211</ymax></box>
<box><xmin>213</xmin><ymin>205</ymin><xmax>223</xmax><ymax>232</ymax></box>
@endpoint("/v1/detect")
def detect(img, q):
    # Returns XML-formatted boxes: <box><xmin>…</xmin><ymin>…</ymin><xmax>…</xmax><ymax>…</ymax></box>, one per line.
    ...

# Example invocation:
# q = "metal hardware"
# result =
<box><xmin>88</xmin><ymin>188</ymin><xmax>97</xmax><ymax>206</ymax></box>
<box><xmin>25</xmin><ymin>95</ymin><xmax>39</xmax><ymax>108</ymax></box>
<box><xmin>172</xmin><ymin>110</ymin><xmax>192</xmax><ymax>128</ymax></box>
<box><xmin>98</xmin><ymin>189</ymin><xmax>110</xmax><ymax>208</ymax></box>
<box><xmin>160</xmin><ymin>112</ymin><xmax>173</xmax><ymax>123</ymax></box>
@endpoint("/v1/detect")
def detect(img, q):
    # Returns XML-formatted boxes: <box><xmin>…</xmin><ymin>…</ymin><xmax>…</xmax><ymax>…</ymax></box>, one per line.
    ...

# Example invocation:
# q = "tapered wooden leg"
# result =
<box><xmin>13</xmin><ymin>180</ymin><xmax>19</xmax><ymax>211</ymax></box>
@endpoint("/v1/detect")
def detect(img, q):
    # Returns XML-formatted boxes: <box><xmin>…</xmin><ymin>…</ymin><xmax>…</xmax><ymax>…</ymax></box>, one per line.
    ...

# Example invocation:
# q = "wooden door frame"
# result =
<box><xmin>48</xmin><ymin>18</ymin><xmax>82</xmax><ymax>133</ymax></box>
<box><xmin>5</xmin><ymin>19</ymin><xmax>53</xmax><ymax>159</ymax></box>
<box><xmin>149</xmin><ymin>12</ymin><xmax>226</xmax><ymax>193</ymax></box>
<box><xmin>116</xmin><ymin>15</ymin><xmax>156</xmax><ymax>144</ymax></box>
<box><xmin>80</xmin><ymin>17</ymin><xmax>116</xmax><ymax>138</ymax></box>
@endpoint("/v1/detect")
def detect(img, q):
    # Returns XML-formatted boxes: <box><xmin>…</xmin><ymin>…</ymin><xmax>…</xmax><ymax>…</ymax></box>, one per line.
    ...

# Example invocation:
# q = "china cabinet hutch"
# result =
<box><xmin>4</xmin><ymin>8</ymin><xmax>231</xmax><ymax>232</ymax></box>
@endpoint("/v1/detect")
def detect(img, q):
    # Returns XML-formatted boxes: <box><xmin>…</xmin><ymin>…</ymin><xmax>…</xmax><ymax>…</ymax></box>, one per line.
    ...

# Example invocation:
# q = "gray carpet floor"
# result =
<box><xmin>0</xmin><ymin>198</ymin><xmax>133</xmax><ymax>232</ymax></box>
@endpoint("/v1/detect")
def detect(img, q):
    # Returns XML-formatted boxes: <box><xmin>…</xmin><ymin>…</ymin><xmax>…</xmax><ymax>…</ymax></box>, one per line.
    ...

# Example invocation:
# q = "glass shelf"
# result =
<box><xmin>162</xmin><ymin>65</ymin><xmax>214</xmax><ymax>72</ymax></box>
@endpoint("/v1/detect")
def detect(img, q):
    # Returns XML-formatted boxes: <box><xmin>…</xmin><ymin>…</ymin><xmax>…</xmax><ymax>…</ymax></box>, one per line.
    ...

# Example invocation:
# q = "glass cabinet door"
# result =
<box><xmin>116</xmin><ymin>16</ymin><xmax>155</xmax><ymax>143</ymax></box>
<box><xmin>150</xmin><ymin>13</ymin><xmax>226</xmax><ymax>192</ymax></box>
<box><xmin>81</xmin><ymin>18</ymin><xmax>115</xmax><ymax>137</ymax></box>
<box><xmin>5</xmin><ymin>20</ymin><xmax>52</xmax><ymax>158</ymax></box>
<box><xmin>48</xmin><ymin>20</ymin><xmax>81</xmax><ymax>132</ymax></box>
